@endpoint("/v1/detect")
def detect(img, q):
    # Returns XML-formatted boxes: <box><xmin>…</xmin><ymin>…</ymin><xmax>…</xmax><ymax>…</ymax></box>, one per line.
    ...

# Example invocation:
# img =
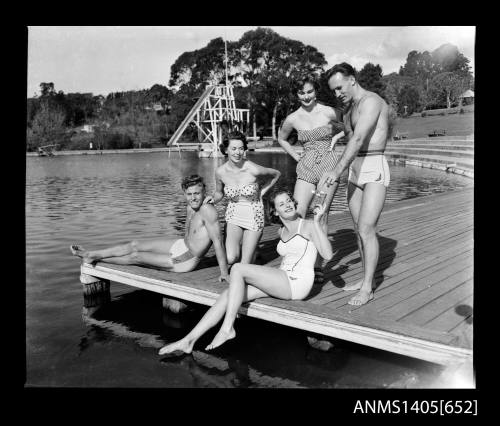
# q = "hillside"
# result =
<box><xmin>393</xmin><ymin>107</ymin><xmax>474</xmax><ymax>139</ymax></box>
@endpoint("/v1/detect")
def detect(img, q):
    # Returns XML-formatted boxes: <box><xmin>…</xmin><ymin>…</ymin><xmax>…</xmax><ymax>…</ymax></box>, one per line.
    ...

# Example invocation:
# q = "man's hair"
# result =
<box><xmin>219</xmin><ymin>130</ymin><xmax>248</xmax><ymax>156</ymax></box>
<box><xmin>293</xmin><ymin>74</ymin><xmax>319</xmax><ymax>93</ymax></box>
<box><xmin>181</xmin><ymin>174</ymin><xmax>205</xmax><ymax>191</ymax></box>
<box><xmin>325</xmin><ymin>62</ymin><xmax>357</xmax><ymax>81</ymax></box>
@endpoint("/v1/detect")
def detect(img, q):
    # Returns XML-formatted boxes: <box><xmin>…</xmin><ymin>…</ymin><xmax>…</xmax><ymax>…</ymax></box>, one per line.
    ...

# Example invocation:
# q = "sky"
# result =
<box><xmin>27</xmin><ymin>26</ymin><xmax>475</xmax><ymax>98</ymax></box>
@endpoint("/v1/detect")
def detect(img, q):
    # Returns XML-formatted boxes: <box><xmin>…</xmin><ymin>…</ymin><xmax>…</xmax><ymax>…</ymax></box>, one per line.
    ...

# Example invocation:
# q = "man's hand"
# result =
<box><xmin>318</xmin><ymin>171</ymin><xmax>339</xmax><ymax>189</ymax></box>
<box><xmin>295</xmin><ymin>151</ymin><xmax>304</xmax><ymax>162</ymax></box>
<box><xmin>218</xmin><ymin>275</ymin><xmax>229</xmax><ymax>283</ymax></box>
<box><xmin>203</xmin><ymin>195</ymin><xmax>214</xmax><ymax>204</ymax></box>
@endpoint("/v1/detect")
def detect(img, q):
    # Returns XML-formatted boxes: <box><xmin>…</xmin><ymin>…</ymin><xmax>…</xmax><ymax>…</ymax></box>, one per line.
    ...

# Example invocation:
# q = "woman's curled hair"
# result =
<box><xmin>219</xmin><ymin>130</ymin><xmax>248</xmax><ymax>156</ymax></box>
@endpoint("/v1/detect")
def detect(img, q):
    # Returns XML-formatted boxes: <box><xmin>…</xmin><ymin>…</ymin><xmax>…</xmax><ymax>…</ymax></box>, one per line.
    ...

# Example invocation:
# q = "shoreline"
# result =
<box><xmin>27</xmin><ymin>138</ymin><xmax>474</xmax><ymax>180</ymax></box>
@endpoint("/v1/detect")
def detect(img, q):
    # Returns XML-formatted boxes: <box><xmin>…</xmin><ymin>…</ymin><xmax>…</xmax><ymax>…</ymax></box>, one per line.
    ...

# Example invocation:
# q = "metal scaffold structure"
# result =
<box><xmin>167</xmin><ymin>40</ymin><xmax>249</xmax><ymax>157</ymax></box>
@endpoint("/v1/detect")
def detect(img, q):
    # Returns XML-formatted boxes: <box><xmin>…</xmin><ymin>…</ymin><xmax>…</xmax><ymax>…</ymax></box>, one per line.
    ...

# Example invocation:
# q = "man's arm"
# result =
<box><xmin>200</xmin><ymin>205</ymin><xmax>229</xmax><ymax>282</ymax></box>
<box><xmin>319</xmin><ymin>97</ymin><xmax>381</xmax><ymax>188</ymax></box>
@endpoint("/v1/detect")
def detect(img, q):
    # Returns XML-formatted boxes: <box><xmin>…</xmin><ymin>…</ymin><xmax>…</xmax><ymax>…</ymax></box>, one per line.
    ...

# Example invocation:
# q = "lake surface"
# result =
<box><xmin>26</xmin><ymin>152</ymin><xmax>473</xmax><ymax>387</ymax></box>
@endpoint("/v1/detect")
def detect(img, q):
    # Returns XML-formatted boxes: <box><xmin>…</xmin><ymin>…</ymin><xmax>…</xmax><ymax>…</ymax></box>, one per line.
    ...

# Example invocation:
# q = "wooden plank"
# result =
<box><xmin>315</xmin><ymin>245</ymin><xmax>473</xmax><ymax>305</ymax></box>
<box><xmin>380</xmin><ymin>266</ymin><xmax>473</xmax><ymax>319</ymax></box>
<box><xmin>425</xmin><ymin>295</ymin><xmax>474</xmax><ymax>332</ymax></box>
<box><xmin>80</xmin><ymin>263</ymin><xmax>471</xmax><ymax>365</ymax></box>
<box><xmin>76</xmin><ymin>188</ymin><xmax>474</xmax><ymax>365</ymax></box>
<box><xmin>399</xmin><ymin>282</ymin><xmax>473</xmax><ymax>327</ymax></box>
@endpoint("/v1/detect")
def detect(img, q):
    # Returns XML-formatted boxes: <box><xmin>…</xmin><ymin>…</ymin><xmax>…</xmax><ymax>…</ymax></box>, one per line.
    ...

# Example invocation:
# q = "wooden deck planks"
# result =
<box><xmin>80</xmin><ymin>187</ymin><xmax>473</xmax><ymax>364</ymax></box>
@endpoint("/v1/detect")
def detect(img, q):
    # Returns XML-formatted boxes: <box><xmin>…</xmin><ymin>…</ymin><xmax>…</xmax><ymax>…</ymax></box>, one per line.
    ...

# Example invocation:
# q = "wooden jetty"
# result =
<box><xmin>80</xmin><ymin>187</ymin><xmax>473</xmax><ymax>366</ymax></box>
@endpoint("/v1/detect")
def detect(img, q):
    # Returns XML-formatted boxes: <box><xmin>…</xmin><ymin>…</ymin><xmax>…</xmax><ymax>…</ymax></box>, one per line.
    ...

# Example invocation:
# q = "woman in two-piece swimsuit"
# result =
<box><xmin>158</xmin><ymin>188</ymin><xmax>334</xmax><ymax>355</ymax></box>
<box><xmin>207</xmin><ymin>131</ymin><xmax>281</xmax><ymax>265</ymax></box>
<box><xmin>278</xmin><ymin>75</ymin><xmax>345</xmax><ymax>279</ymax></box>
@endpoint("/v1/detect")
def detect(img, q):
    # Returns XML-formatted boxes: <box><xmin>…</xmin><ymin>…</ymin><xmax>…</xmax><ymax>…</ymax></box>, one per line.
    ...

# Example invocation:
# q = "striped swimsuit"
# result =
<box><xmin>296</xmin><ymin>125</ymin><xmax>341</xmax><ymax>185</ymax></box>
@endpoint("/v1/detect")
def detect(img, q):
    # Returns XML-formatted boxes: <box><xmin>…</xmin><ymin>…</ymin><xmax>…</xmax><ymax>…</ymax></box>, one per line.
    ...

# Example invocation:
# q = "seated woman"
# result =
<box><xmin>158</xmin><ymin>188</ymin><xmax>334</xmax><ymax>355</ymax></box>
<box><xmin>206</xmin><ymin>131</ymin><xmax>280</xmax><ymax>265</ymax></box>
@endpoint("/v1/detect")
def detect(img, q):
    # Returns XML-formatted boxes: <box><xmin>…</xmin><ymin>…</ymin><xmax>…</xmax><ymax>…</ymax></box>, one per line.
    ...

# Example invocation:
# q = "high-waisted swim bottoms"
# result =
<box><xmin>224</xmin><ymin>182</ymin><xmax>264</xmax><ymax>232</ymax></box>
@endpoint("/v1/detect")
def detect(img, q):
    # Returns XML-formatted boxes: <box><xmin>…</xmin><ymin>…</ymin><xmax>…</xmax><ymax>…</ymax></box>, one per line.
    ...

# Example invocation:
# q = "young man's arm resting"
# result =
<box><xmin>200</xmin><ymin>205</ymin><xmax>229</xmax><ymax>282</ymax></box>
<box><xmin>319</xmin><ymin>97</ymin><xmax>381</xmax><ymax>188</ymax></box>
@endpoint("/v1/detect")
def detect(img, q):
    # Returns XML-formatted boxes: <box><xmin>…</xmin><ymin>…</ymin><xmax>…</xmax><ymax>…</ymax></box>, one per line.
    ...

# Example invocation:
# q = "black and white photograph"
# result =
<box><xmin>26</xmin><ymin>26</ymin><xmax>475</xmax><ymax>390</ymax></box>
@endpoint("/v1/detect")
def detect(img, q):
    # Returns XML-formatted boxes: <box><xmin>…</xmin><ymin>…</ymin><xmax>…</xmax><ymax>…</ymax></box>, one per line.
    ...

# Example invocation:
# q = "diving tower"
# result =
<box><xmin>167</xmin><ymin>84</ymin><xmax>249</xmax><ymax>157</ymax></box>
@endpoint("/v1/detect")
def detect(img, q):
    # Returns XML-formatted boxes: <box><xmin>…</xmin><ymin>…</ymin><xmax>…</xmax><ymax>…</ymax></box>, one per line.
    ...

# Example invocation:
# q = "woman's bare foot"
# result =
<box><xmin>205</xmin><ymin>328</ymin><xmax>236</xmax><ymax>351</ymax></box>
<box><xmin>343</xmin><ymin>281</ymin><xmax>363</xmax><ymax>291</ymax></box>
<box><xmin>348</xmin><ymin>290</ymin><xmax>374</xmax><ymax>306</ymax></box>
<box><xmin>158</xmin><ymin>338</ymin><xmax>194</xmax><ymax>356</ymax></box>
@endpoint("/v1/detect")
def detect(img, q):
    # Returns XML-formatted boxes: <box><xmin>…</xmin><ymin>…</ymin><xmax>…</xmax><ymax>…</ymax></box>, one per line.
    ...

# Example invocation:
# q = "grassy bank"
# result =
<box><xmin>393</xmin><ymin>109</ymin><xmax>474</xmax><ymax>139</ymax></box>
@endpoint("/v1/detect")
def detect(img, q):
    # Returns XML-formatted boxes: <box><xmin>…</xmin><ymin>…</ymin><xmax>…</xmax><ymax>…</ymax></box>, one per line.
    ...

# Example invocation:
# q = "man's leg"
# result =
<box><xmin>343</xmin><ymin>182</ymin><xmax>365</xmax><ymax>291</ymax></box>
<box><xmin>101</xmin><ymin>250</ymin><xmax>175</xmax><ymax>269</ymax></box>
<box><xmin>72</xmin><ymin>238</ymin><xmax>177</xmax><ymax>263</ymax></box>
<box><xmin>348</xmin><ymin>183</ymin><xmax>387</xmax><ymax>306</ymax></box>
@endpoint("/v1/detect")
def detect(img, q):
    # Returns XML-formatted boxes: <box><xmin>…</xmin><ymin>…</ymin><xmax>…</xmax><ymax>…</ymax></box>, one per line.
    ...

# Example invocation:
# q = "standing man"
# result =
<box><xmin>319</xmin><ymin>63</ymin><xmax>391</xmax><ymax>306</ymax></box>
<box><xmin>71</xmin><ymin>174</ymin><xmax>229</xmax><ymax>282</ymax></box>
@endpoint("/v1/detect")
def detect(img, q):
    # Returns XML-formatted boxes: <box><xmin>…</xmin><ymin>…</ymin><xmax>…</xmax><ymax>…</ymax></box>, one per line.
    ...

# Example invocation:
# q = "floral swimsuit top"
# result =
<box><xmin>223</xmin><ymin>182</ymin><xmax>261</xmax><ymax>202</ymax></box>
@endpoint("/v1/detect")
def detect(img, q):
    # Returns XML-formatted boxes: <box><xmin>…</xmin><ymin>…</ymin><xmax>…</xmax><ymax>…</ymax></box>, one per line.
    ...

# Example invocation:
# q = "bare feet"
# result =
<box><xmin>343</xmin><ymin>281</ymin><xmax>363</xmax><ymax>291</ymax></box>
<box><xmin>70</xmin><ymin>245</ymin><xmax>98</xmax><ymax>264</ymax></box>
<box><xmin>70</xmin><ymin>244</ymin><xmax>87</xmax><ymax>257</ymax></box>
<box><xmin>158</xmin><ymin>338</ymin><xmax>194</xmax><ymax>356</ymax></box>
<box><xmin>205</xmin><ymin>328</ymin><xmax>236</xmax><ymax>351</ymax></box>
<box><xmin>348</xmin><ymin>290</ymin><xmax>374</xmax><ymax>306</ymax></box>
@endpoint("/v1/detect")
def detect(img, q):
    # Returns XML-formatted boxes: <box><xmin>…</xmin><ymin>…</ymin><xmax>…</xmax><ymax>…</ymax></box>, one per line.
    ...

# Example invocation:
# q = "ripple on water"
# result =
<box><xmin>26</xmin><ymin>152</ymin><xmax>472</xmax><ymax>388</ymax></box>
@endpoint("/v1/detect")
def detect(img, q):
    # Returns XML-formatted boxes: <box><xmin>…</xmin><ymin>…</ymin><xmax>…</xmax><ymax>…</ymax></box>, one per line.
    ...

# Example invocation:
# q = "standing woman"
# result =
<box><xmin>159</xmin><ymin>188</ymin><xmax>333</xmax><ymax>355</ymax></box>
<box><xmin>277</xmin><ymin>75</ymin><xmax>345</xmax><ymax>279</ymax></box>
<box><xmin>207</xmin><ymin>131</ymin><xmax>281</xmax><ymax>266</ymax></box>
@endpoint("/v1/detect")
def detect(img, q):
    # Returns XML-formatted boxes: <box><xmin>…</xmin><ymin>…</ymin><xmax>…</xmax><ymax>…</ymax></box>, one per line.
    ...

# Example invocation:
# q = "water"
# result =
<box><xmin>26</xmin><ymin>152</ymin><xmax>473</xmax><ymax>387</ymax></box>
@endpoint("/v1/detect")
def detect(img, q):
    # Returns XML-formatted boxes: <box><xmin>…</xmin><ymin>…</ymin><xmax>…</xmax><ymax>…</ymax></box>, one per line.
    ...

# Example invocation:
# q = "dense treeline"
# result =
<box><xmin>26</xmin><ymin>28</ymin><xmax>473</xmax><ymax>151</ymax></box>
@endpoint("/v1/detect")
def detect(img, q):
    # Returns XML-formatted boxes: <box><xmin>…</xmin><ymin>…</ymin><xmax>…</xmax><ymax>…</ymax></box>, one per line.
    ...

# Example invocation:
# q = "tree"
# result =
<box><xmin>234</xmin><ymin>27</ymin><xmax>327</xmax><ymax>139</ymax></box>
<box><xmin>27</xmin><ymin>100</ymin><xmax>66</xmax><ymax>151</ymax></box>
<box><xmin>431</xmin><ymin>43</ymin><xmax>471</xmax><ymax>76</ymax></box>
<box><xmin>39</xmin><ymin>82</ymin><xmax>56</xmax><ymax>97</ymax></box>
<box><xmin>357</xmin><ymin>63</ymin><xmax>387</xmax><ymax>99</ymax></box>
<box><xmin>428</xmin><ymin>72</ymin><xmax>471</xmax><ymax>109</ymax></box>
<box><xmin>396</xmin><ymin>85</ymin><xmax>421</xmax><ymax>116</ymax></box>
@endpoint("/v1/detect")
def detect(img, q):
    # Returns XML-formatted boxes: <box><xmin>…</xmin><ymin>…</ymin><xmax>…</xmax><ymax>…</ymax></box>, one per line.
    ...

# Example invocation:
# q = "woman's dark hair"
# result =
<box><xmin>268</xmin><ymin>188</ymin><xmax>298</xmax><ymax>223</ymax></box>
<box><xmin>219</xmin><ymin>130</ymin><xmax>248</xmax><ymax>156</ymax></box>
<box><xmin>294</xmin><ymin>74</ymin><xmax>319</xmax><ymax>94</ymax></box>
<box><xmin>181</xmin><ymin>174</ymin><xmax>205</xmax><ymax>191</ymax></box>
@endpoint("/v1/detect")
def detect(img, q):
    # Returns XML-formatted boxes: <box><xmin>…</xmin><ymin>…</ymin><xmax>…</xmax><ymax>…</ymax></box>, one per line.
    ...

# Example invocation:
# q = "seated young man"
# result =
<box><xmin>70</xmin><ymin>174</ymin><xmax>229</xmax><ymax>282</ymax></box>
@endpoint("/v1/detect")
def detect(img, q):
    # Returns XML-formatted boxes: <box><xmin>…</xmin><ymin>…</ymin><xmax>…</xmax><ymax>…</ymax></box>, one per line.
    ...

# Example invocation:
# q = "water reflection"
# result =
<box><xmin>26</xmin><ymin>152</ymin><xmax>472</xmax><ymax>388</ymax></box>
